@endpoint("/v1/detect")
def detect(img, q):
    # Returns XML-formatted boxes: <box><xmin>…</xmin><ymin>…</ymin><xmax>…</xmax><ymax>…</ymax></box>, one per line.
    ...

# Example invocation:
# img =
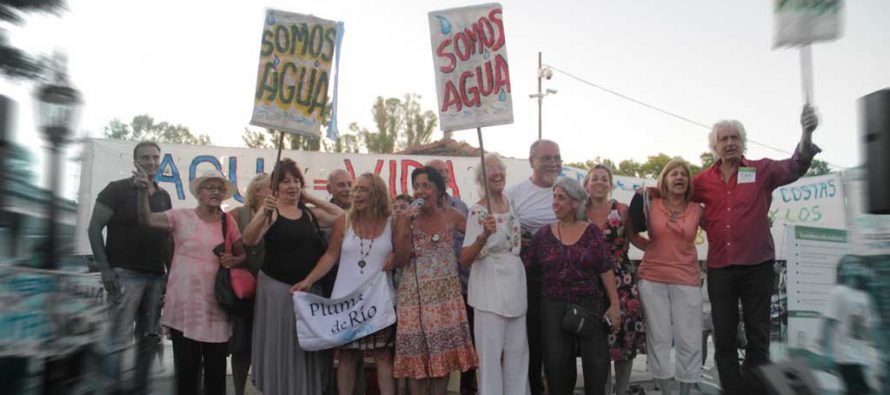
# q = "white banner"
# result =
<box><xmin>428</xmin><ymin>3</ymin><xmax>513</xmax><ymax>131</ymax></box>
<box><xmin>74</xmin><ymin>139</ymin><xmax>847</xmax><ymax>261</ymax></box>
<box><xmin>293</xmin><ymin>271</ymin><xmax>395</xmax><ymax>351</ymax></box>
<box><xmin>773</xmin><ymin>0</ymin><xmax>844</xmax><ymax>47</ymax></box>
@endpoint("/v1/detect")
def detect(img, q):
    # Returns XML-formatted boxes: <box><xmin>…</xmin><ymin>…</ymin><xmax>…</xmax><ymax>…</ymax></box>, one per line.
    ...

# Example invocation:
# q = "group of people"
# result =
<box><xmin>90</xmin><ymin>105</ymin><xmax>824</xmax><ymax>395</ymax></box>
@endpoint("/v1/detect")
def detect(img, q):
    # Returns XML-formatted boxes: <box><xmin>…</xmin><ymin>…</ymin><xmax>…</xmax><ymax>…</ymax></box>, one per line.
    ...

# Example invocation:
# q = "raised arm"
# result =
<box><xmin>133</xmin><ymin>170</ymin><xmax>170</xmax><ymax>230</ymax></box>
<box><xmin>290</xmin><ymin>216</ymin><xmax>347</xmax><ymax>293</ymax></box>
<box><xmin>303</xmin><ymin>192</ymin><xmax>345</xmax><ymax>228</ymax></box>
<box><xmin>242</xmin><ymin>196</ymin><xmax>278</xmax><ymax>246</ymax></box>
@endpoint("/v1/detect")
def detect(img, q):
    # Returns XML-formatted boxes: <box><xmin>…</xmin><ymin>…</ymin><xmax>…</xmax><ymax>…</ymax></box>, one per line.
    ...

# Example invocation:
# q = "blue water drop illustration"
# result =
<box><xmin>483</xmin><ymin>49</ymin><xmax>490</xmax><ymax>60</ymax></box>
<box><xmin>266</xmin><ymin>11</ymin><xmax>276</xmax><ymax>26</ymax></box>
<box><xmin>315</xmin><ymin>60</ymin><xmax>320</xmax><ymax>68</ymax></box>
<box><xmin>272</xmin><ymin>56</ymin><xmax>280</xmax><ymax>67</ymax></box>
<box><xmin>498</xmin><ymin>88</ymin><xmax>507</xmax><ymax>102</ymax></box>
<box><xmin>435</xmin><ymin>16</ymin><xmax>452</xmax><ymax>35</ymax></box>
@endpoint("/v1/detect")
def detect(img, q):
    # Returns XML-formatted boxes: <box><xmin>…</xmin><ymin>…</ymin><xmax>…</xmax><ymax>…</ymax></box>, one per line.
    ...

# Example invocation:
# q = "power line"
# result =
<box><xmin>547</xmin><ymin>65</ymin><xmax>844</xmax><ymax>169</ymax></box>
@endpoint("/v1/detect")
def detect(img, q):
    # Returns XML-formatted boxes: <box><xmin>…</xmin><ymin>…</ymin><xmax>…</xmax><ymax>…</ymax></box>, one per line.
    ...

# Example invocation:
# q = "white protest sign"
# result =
<box><xmin>250</xmin><ymin>9</ymin><xmax>341</xmax><ymax>137</ymax></box>
<box><xmin>428</xmin><ymin>3</ymin><xmax>513</xmax><ymax>131</ymax></box>
<box><xmin>774</xmin><ymin>0</ymin><xmax>844</xmax><ymax>47</ymax></box>
<box><xmin>293</xmin><ymin>271</ymin><xmax>395</xmax><ymax>351</ymax></box>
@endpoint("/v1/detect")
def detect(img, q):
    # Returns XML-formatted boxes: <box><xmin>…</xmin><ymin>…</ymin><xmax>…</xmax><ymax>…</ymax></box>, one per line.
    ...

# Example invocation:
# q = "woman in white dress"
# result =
<box><xmin>292</xmin><ymin>173</ymin><xmax>398</xmax><ymax>395</ymax></box>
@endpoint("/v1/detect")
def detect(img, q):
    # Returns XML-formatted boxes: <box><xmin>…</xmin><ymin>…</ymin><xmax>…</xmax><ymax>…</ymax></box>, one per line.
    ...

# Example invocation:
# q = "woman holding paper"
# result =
<box><xmin>292</xmin><ymin>173</ymin><xmax>398</xmax><ymax>395</ymax></box>
<box><xmin>392</xmin><ymin>166</ymin><xmax>478</xmax><ymax>395</ymax></box>
<box><xmin>633</xmin><ymin>160</ymin><xmax>704</xmax><ymax>395</ymax></box>
<box><xmin>459</xmin><ymin>153</ymin><xmax>530</xmax><ymax>395</ymax></box>
<box><xmin>241</xmin><ymin>159</ymin><xmax>344</xmax><ymax>395</ymax></box>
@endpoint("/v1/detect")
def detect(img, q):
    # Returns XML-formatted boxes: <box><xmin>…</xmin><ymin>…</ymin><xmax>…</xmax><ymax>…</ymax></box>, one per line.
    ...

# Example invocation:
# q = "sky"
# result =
<box><xmin>3</xmin><ymin>0</ymin><xmax>889</xmax><ymax>195</ymax></box>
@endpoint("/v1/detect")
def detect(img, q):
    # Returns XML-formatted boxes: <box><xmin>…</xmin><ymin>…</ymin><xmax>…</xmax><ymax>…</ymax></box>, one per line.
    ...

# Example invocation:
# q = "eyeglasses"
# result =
<box><xmin>201</xmin><ymin>186</ymin><xmax>227</xmax><ymax>194</ymax></box>
<box><xmin>535</xmin><ymin>155</ymin><xmax>562</xmax><ymax>163</ymax></box>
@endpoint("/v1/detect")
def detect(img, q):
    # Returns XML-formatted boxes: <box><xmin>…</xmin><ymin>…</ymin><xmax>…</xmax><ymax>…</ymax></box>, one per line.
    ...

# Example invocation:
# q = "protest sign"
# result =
<box><xmin>293</xmin><ymin>271</ymin><xmax>395</xmax><ymax>351</ymax></box>
<box><xmin>773</xmin><ymin>0</ymin><xmax>844</xmax><ymax>47</ymax></box>
<box><xmin>250</xmin><ymin>9</ymin><xmax>340</xmax><ymax>137</ymax></box>
<box><xmin>428</xmin><ymin>3</ymin><xmax>513</xmax><ymax>131</ymax></box>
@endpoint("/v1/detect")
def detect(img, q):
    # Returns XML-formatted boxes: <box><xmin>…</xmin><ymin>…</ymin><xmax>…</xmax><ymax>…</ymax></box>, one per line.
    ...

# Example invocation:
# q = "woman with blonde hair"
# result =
<box><xmin>634</xmin><ymin>160</ymin><xmax>703</xmax><ymax>395</ymax></box>
<box><xmin>227</xmin><ymin>173</ymin><xmax>271</xmax><ymax>395</ymax></box>
<box><xmin>292</xmin><ymin>173</ymin><xmax>398</xmax><ymax>395</ymax></box>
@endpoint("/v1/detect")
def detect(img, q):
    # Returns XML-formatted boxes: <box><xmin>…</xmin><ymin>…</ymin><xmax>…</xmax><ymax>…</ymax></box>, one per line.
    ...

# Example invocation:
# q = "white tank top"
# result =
<box><xmin>331</xmin><ymin>218</ymin><xmax>395</xmax><ymax>298</ymax></box>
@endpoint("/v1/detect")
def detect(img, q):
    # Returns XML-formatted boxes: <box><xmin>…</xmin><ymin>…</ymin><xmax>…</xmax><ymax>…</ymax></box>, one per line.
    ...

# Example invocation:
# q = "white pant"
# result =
<box><xmin>473</xmin><ymin>309</ymin><xmax>530</xmax><ymax>395</ymax></box>
<box><xmin>639</xmin><ymin>279</ymin><xmax>703</xmax><ymax>383</ymax></box>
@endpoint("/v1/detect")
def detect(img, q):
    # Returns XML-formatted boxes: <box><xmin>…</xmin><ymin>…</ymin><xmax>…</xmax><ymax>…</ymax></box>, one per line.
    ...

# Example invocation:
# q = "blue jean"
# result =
<box><xmin>540</xmin><ymin>297</ymin><xmax>609</xmax><ymax>395</ymax></box>
<box><xmin>104</xmin><ymin>268</ymin><xmax>165</xmax><ymax>393</ymax></box>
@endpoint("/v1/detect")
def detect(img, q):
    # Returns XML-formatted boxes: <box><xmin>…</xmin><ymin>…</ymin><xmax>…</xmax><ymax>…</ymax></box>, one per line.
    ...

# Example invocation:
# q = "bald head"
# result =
<box><xmin>327</xmin><ymin>169</ymin><xmax>352</xmax><ymax>209</ymax></box>
<box><xmin>425</xmin><ymin>159</ymin><xmax>451</xmax><ymax>185</ymax></box>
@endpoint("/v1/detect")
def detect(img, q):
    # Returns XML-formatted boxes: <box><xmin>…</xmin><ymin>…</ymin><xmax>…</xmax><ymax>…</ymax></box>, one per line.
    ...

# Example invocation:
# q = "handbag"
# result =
<box><xmin>556</xmin><ymin>224</ymin><xmax>603</xmax><ymax>339</ymax></box>
<box><xmin>215</xmin><ymin>212</ymin><xmax>255</xmax><ymax>318</ymax></box>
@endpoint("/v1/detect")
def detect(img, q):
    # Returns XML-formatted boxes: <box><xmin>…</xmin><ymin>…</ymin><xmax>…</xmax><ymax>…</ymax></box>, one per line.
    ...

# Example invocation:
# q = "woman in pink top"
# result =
<box><xmin>635</xmin><ymin>160</ymin><xmax>703</xmax><ymax>395</ymax></box>
<box><xmin>136</xmin><ymin>169</ymin><xmax>247</xmax><ymax>395</ymax></box>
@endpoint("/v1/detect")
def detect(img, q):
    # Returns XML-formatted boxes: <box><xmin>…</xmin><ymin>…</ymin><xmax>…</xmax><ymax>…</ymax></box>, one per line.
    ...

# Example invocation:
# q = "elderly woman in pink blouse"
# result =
<box><xmin>136</xmin><ymin>168</ymin><xmax>246</xmax><ymax>395</ymax></box>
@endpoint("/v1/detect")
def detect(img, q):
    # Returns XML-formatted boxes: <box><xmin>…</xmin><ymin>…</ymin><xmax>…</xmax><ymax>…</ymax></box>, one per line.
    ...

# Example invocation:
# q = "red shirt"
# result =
<box><xmin>693</xmin><ymin>145</ymin><xmax>818</xmax><ymax>268</ymax></box>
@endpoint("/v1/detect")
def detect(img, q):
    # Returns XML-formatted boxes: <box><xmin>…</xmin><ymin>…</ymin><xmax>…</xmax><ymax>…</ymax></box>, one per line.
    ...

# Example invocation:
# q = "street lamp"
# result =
<box><xmin>35</xmin><ymin>55</ymin><xmax>81</xmax><ymax>269</ymax></box>
<box><xmin>529</xmin><ymin>52</ymin><xmax>557</xmax><ymax>140</ymax></box>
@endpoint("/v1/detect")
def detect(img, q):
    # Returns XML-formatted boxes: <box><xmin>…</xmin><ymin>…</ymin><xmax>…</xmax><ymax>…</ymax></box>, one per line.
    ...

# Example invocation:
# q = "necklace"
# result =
<box><xmin>355</xmin><ymin>220</ymin><xmax>377</xmax><ymax>274</ymax></box>
<box><xmin>664</xmin><ymin>198</ymin><xmax>686</xmax><ymax>222</ymax></box>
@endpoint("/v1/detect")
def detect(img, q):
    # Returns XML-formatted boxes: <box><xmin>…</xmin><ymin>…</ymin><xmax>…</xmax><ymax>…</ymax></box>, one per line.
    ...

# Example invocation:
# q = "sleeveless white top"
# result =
<box><xmin>331</xmin><ymin>218</ymin><xmax>395</xmax><ymax>299</ymax></box>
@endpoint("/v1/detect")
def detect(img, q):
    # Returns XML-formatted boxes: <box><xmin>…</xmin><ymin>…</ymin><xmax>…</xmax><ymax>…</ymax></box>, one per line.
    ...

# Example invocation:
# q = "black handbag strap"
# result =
<box><xmin>221</xmin><ymin>212</ymin><xmax>228</xmax><ymax>249</ymax></box>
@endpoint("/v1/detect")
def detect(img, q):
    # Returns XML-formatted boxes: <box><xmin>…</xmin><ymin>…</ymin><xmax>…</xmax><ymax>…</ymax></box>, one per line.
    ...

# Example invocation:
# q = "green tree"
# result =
<box><xmin>355</xmin><ymin>94</ymin><xmax>438</xmax><ymax>154</ymax></box>
<box><xmin>616</xmin><ymin>159</ymin><xmax>642</xmax><ymax>178</ymax></box>
<box><xmin>805</xmin><ymin>159</ymin><xmax>831</xmax><ymax>176</ymax></box>
<box><xmin>700</xmin><ymin>152</ymin><xmax>716</xmax><ymax>169</ymax></box>
<box><xmin>0</xmin><ymin>0</ymin><xmax>64</xmax><ymax>80</ymax></box>
<box><xmin>565</xmin><ymin>157</ymin><xmax>618</xmax><ymax>172</ymax></box>
<box><xmin>104</xmin><ymin>114</ymin><xmax>212</xmax><ymax>145</ymax></box>
<box><xmin>639</xmin><ymin>153</ymin><xmax>674</xmax><ymax>179</ymax></box>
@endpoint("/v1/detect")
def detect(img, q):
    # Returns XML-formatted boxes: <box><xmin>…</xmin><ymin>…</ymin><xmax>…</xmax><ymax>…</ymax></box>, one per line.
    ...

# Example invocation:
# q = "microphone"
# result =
<box><xmin>410</xmin><ymin>197</ymin><xmax>425</xmax><ymax>209</ymax></box>
<box><xmin>409</xmin><ymin>197</ymin><xmax>425</xmax><ymax>220</ymax></box>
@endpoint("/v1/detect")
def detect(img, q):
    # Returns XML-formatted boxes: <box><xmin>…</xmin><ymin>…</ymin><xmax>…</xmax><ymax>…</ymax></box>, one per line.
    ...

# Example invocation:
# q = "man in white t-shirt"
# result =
<box><xmin>821</xmin><ymin>256</ymin><xmax>887</xmax><ymax>395</ymax></box>
<box><xmin>507</xmin><ymin>139</ymin><xmax>561</xmax><ymax>395</ymax></box>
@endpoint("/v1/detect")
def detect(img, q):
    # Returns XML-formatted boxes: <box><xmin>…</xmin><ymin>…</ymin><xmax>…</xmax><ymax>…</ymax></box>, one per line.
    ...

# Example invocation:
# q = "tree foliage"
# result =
<box><xmin>355</xmin><ymin>94</ymin><xmax>438</xmax><ymax>154</ymax></box>
<box><xmin>104</xmin><ymin>114</ymin><xmax>211</xmax><ymax>145</ymax></box>
<box><xmin>0</xmin><ymin>0</ymin><xmax>65</xmax><ymax>80</ymax></box>
<box><xmin>805</xmin><ymin>158</ymin><xmax>831</xmax><ymax>176</ymax></box>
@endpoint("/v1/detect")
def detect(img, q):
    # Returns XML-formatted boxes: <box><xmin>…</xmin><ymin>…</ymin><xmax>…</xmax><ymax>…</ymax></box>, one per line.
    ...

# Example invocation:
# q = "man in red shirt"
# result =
<box><xmin>695</xmin><ymin>105</ymin><xmax>820</xmax><ymax>394</ymax></box>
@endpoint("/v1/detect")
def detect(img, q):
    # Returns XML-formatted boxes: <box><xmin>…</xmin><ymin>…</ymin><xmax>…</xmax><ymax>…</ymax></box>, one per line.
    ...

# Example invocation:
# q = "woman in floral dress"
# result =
<box><xmin>392</xmin><ymin>166</ymin><xmax>478</xmax><ymax>395</ymax></box>
<box><xmin>584</xmin><ymin>165</ymin><xmax>647</xmax><ymax>395</ymax></box>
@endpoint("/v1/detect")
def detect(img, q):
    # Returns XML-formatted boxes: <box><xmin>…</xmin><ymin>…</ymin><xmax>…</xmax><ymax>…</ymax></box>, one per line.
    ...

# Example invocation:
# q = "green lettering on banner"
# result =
<box><xmin>788</xmin><ymin>311</ymin><xmax>822</xmax><ymax>318</ymax></box>
<box><xmin>776</xmin><ymin>0</ymin><xmax>841</xmax><ymax>14</ymax></box>
<box><xmin>794</xmin><ymin>225</ymin><xmax>847</xmax><ymax>243</ymax></box>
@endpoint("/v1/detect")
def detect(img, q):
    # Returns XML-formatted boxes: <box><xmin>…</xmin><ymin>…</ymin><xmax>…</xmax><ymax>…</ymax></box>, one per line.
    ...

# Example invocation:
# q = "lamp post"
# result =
<box><xmin>529</xmin><ymin>52</ymin><xmax>557</xmax><ymax>140</ymax></box>
<box><xmin>35</xmin><ymin>56</ymin><xmax>81</xmax><ymax>269</ymax></box>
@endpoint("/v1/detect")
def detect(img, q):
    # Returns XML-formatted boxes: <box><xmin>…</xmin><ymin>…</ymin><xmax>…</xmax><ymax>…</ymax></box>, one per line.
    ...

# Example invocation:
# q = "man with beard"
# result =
<box><xmin>507</xmin><ymin>139</ymin><xmax>562</xmax><ymax>395</ymax></box>
<box><xmin>88</xmin><ymin>141</ymin><xmax>171</xmax><ymax>394</ymax></box>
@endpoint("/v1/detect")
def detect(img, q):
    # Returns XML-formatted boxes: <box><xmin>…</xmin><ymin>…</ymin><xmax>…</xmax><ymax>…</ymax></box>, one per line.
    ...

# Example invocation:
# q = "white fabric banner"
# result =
<box><xmin>428</xmin><ymin>3</ymin><xmax>513</xmax><ymax>131</ymax></box>
<box><xmin>293</xmin><ymin>271</ymin><xmax>396</xmax><ymax>351</ymax></box>
<box><xmin>74</xmin><ymin>139</ymin><xmax>847</xmax><ymax>261</ymax></box>
<box><xmin>773</xmin><ymin>0</ymin><xmax>844</xmax><ymax>47</ymax></box>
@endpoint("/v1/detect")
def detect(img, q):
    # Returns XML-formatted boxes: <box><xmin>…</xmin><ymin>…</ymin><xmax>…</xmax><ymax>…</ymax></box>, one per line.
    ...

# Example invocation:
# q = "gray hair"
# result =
<box><xmin>327</xmin><ymin>168</ymin><xmax>350</xmax><ymax>184</ymax></box>
<box><xmin>708</xmin><ymin>120</ymin><xmax>748</xmax><ymax>156</ymax></box>
<box><xmin>474</xmin><ymin>153</ymin><xmax>505</xmax><ymax>195</ymax></box>
<box><xmin>529</xmin><ymin>139</ymin><xmax>559</xmax><ymax>159</ymax></box>
<box><xmin>553</xmin><ymin>177</ymin><xmax>587</xmax><ymax>221</ymax></box>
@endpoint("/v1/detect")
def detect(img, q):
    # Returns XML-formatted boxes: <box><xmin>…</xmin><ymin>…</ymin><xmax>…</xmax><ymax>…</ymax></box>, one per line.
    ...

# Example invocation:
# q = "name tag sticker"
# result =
<box><xmin>738</xmin><ymin>167</ymin><xmax>756</xmax><ymax>184</ymax></box>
